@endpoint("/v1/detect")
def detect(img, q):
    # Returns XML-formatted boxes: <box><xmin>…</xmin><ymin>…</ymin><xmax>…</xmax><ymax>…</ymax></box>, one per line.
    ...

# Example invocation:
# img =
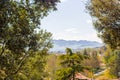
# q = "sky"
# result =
<box><xmin>40</xmin><ymin>0</ymin><xmax>102</xmax><ymax>43</ymax></box>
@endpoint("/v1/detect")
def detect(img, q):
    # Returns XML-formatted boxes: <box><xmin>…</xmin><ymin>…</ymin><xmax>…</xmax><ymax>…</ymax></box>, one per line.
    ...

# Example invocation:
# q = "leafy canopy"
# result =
<box><xmin>0</xmin><ymin>0</ymin><xmax>59</xmax><ymax>79</ymax></box>
<box><xmin>86</xmin><ymin>0</ymin><xmax>120</xmax><ymax>50</ymax></box>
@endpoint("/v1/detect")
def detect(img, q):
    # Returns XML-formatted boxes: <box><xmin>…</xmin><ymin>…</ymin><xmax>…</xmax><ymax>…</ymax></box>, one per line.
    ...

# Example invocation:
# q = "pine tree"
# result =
<box><xmin>56</xmin><ymin>48</ymin><xmax>87</xmax><ymax>80</ymax></box>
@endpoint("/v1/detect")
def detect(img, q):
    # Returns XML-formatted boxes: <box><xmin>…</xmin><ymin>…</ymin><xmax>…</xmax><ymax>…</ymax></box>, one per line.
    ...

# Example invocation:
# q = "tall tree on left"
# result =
<box><xmin>0</xmin><ymin>0</ymin><xmax>59</xmax><ymax>79</ymax></box>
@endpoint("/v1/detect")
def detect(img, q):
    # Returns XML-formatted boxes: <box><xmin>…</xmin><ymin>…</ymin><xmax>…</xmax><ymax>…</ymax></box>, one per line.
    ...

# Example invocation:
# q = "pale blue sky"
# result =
<box><xmin>41</xmin><ymin>0</ymin><xmax>102</xmax><ymax>43</ymax></box>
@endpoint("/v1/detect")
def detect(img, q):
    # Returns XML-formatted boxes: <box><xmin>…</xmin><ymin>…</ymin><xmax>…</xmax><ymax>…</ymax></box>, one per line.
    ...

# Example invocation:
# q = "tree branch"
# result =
<box><xmin>0</xmin><ymin>41</ymin><xmax>6</xmax><ymax>56</ymax></box>
<box><xmin>13</xmin><ymin>53</ymin><xmax>29</xmax><ymax>74</ymax></box>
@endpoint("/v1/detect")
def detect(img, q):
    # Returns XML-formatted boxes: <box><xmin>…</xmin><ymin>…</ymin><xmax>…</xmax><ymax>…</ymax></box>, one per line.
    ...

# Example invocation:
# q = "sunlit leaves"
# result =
<box><xmin>87</xmin><ymin>0</ymin><xmax>120</xmax><ymax>50</ymax></box>
<box><xmin>56</xmin><ymin>48</ymin><xmax>87</xmax><ymax>80</ymax></box>
<box><xmin>0</xmin><ymin>0</ymin><xmax>58</xmax><ymax>79</ymax></box>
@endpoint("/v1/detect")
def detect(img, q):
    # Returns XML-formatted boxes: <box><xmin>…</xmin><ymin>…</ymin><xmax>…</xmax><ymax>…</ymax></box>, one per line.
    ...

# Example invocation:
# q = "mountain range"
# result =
<box><xmin>51</xmin><ymin>39</ymin><xmax>103</xmax><ymax>52</ymax></box>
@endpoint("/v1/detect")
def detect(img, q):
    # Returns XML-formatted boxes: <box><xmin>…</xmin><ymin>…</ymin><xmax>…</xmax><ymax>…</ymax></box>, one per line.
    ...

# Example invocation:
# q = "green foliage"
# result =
<box><xmin>0</xmin><ymin>30</ymin><xmax>52</xmax><ymax>79</ymax></box>
<box><xmin>83</xmin><ymin>48</ymin><xmax>88</xmax><ymax>56</ymax></box>
<box><xmin>56</xmin><ymin>68</ymin><xmax>73</xmax><ymax>80</ymax></box>
<box><xmin>0</xmin><ymin>0</ymin><xmax>59</xmax><ymax>54</ymax></box>
<box><xmin>103</xmin><ymin>47</ymin><xmax>120</xmax><ymax>78</ymax></box>
<box><xmin>104</xmin><ymin>46</ymin><xmax>113</xmax><ymax>67</ymax></box>
<box><xmin>0</xmin><ymin>0</ymin><xmax>59</xmax><ymax>79</ymax></box>
<box><xmin>56</xmin><ymin>48</ymin><xmax>87</xmax><ymax>80</ymax></box>
<box><xmin>87</xmin><ymin>0</ymin><xmax>120</xmax><ymax>50</ymax></box>
<box><xmin>81</xmin><ymin>48</ymin><xmax>102</xmax><ymax>78</ymax></box>
<box><xmin>45</xmin><ymin>54</ymin><xmax>60</xmax><ymax>80</ymax></box>
<box><xmin>83</xmin><ymin>51</ymin><xmax>101</xmax><ymax>73</ymax></box>
<box><xmin>107</xmin><ymin>50</ymin><xmax>120</xmax><ymax>78</ymax></box>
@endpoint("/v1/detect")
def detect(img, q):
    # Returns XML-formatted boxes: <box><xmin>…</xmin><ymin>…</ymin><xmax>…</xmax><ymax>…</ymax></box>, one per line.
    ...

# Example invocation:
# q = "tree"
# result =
<box><xmin>83</xmin><ymin>48</ymin><xmax>88</xmax><ymax>56</ymax></box>
<box><xmin>102</xmin><ymin>46</ymin><xmax>120</xmax><ymax>78</ymax></box>
<box><xmin>104</xmin><ymin>50</ymin><xmax>120</xmax><ymax>78</ymax></box>
<box><xmin>45</xmin><ymin>54</ymin><xmax>59</xmax><ymax>80</ymax></box>
<box><xmin>56</xmin><ymin>48</ymin><xmax>87</xmax><ymax>80</ymax></box>
<box><xmin>13</xmin><ymin>50</ymin><xmax>49</xmax><ymax>80</ymax></box>
<box><xmin>86</xmin><ymin>0</ymin><xmax>120</xmax><ymax>50</ymax></box>
<box><xmin>87</xmin><ymin>0</ymin><xmax>120</xmax><ymax>78</ymax></box>
<box><xmin>83</xmin><ymin>50</ymin><xmax>101</xmax><ymax>72</ymax></box>
<box><xmin>104</xmin><ymin>46</ymin><xmax>112</xmax><ymax>67</ymax></box>
<box><xmin>82</xmin><ymin>49</ymin><xmax>102</xmax><ymax>79</ymax></box>
<box><xmin>0</xmin><ymin>0</ymin><xmax>59</xmax><ymax>79</ymax></box>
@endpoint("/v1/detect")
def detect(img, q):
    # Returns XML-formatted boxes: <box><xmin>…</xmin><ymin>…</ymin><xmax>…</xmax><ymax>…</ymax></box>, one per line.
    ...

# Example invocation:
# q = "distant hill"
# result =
<box><xmin>51</xmin><ymin>39</ymin><xmax>103</xmax><ymax>52</ymax></box>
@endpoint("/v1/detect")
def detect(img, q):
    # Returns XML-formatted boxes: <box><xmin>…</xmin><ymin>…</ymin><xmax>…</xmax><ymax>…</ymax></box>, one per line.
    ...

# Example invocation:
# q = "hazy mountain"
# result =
<box><xmin>51</xmin><ymin>39</ymin><xmax>103</xmax><ymax>52</ymax></box>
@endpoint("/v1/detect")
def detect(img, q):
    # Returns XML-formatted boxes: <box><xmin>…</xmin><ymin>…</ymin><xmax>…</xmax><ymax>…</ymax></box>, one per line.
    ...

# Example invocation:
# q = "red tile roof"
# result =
<box><xmin>75</xmin><ymin>73</ymin><xmax>91</xmax><ymax>80</ymax></box>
